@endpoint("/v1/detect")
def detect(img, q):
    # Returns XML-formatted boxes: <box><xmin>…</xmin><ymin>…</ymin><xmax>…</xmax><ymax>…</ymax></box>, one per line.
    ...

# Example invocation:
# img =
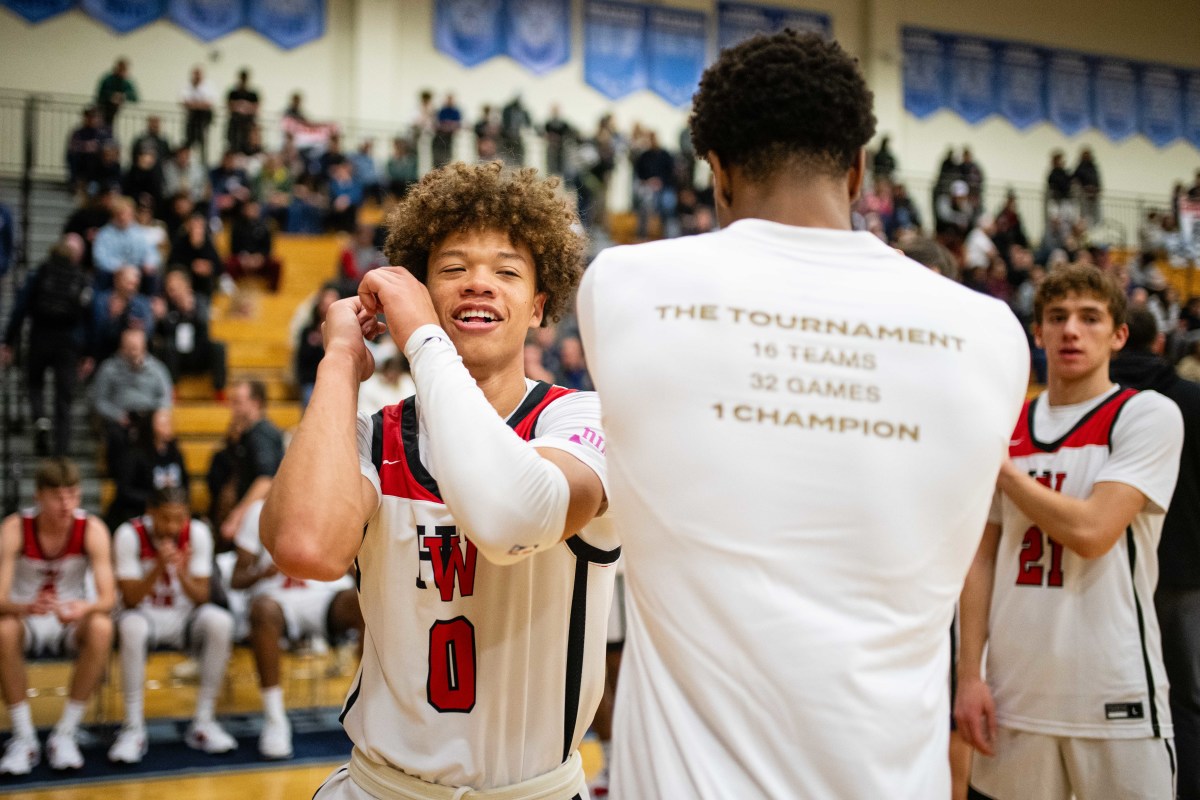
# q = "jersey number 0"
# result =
<box><xmin>428</xmin><ymin>616</ymin><xmax>477</xmax><ymax>712</ymax></box>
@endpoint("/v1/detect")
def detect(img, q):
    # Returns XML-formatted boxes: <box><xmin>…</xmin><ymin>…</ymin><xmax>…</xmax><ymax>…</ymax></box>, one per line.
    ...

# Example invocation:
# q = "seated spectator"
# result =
<box><xmin>122</xmin><ymin>150</ymin><xmax>165</xmax><ymax>212</ymax></box>
<box><xmin>92</xmin><ymin>265</ymin><xmax>155</xmax><ymax>362</ymax></box>
<box><xmin>993</xmin><ymin>191</ymin><xmax>1029</xmax><ymax>258</ymax></box>
<box><xmin>155</xmin><ymin>269</ymin><xmax>227</xmax><ymax>398</ymax></box>
<box><xmin>63</xmin><ymin>186</ymin><xmax>116</xmax><ymax>270</ymax></box>
<box><xmin>93</xmin><ymin>197</ymin><xmax>157</xmax><ymax>292</ymax></box>
<box><xmin>205</xmin><ymin>379</ymin><xmax>283</xmax><ymax>540</ymax></box>
<box><xmin>318</xmin><ymin>133</ymin><xmax>348</xmax><ymax>182</ymax></box>
<box><xmin>66</xmin><ymin>107</ymin><xmax>111</xmax><ymax>196</ymax></box>
<box><xmin>130</xmin><ymin>115</ymin><xmax>171</xmax><ymax>166</ymax></box>
<box><xmin>134</xmin><ymin>202</ymin><xmax>168</xmax><ymax>270</ymax></box>
<box><xmin>286</xmin><ymin>174</ymin><xmax>325</xmax><ymax>234</ymax></box>
<box><xmin>162</xmin><ymin>146</ymin><xmax>211</xmax><ymax>211</ymax></box>
<box><xmin>104</xmin><ymin>408</ymin><xmax>188</xmax><ymax>531</ymax></box>
<box><xmin>964</xmin><ymin>215</ymin><xmax>999</xmax><ymax>270</ymax></box>
<box><xmin>349</xmin><ymin>140</ymin><xmax>381</xmax><ymax>204</ymax></box>
<box><xmin>108</xmin><ymin>487</ymin><xmax>237</xmax><ymax>764</ymax></box>
<box><xmin>160</xmin><ymin>192</ymin><xmax>194</xmax><ymax>241</ymax></box>
<box><xmin>231</xmin><ymin>499</ymin><xmax>362</xmax><ymax>759</ymax></box>
<box><xmin>899</xmin><ymin>235</ymin><xmax>958</xmax><ymax>281</ymax></box>
<box><xmin>325</xmin><ymin>162</ymin><xmax>361</xmax><ymax>232</ymax></box>
<box><xmin>357</xmin><ymin>354</ymin><xmax>415</xmax><ymax>415</ymax></box>
<box><xmin>96</xmin><ymin>142</ymin><xmax>123</xmax><ymax>194</ymax></box>
<box><xmin>337</xmin><ymin>222</ymin><xmax>386</xmax><ymax>293</ymax></box>
<box><xmin>1</xmin><ymin>234</ymin><xmax>92</xmax><ymax>456</ymax></box>
<box><xmin>225</xmin><ymin>200</ymin><xmax>281</xmax><ymax>292</ymax></box>
<box><xmin>294</xmin><ymin>285</ymin><xmax>339</xmax><ymax>407</ymax></box>
<box><xmin>92</xmin><ymin>327</ymin><xmax>173</xmax><ymax>475</ymax></box>
<box><xmin>887</xmin><ymin>183</ymin><xmax>922</xmax><ymax>240</ymax></box>
<box><xmin>555</xmin><ymin>336</ymin><xmax>593</xmax><ymax>390</ymax></box>
<box><xmin>209</xmin><ymin>150</ymin><xmax>251</xmax><ymax>219</ymax></box>
<box><xmin>385</xmin><ymin>137</ymin><xmax>418</xmax><ymax>199</ymax></box>
<box><xmin>169</xmin><ymin>213</ymin><xmax>223</xmax><ymax>300</ymax></box>
<box><xmin>254</xmin><ymin>153</ymin><xmax>293</xmax><ymax>229</ymax></box>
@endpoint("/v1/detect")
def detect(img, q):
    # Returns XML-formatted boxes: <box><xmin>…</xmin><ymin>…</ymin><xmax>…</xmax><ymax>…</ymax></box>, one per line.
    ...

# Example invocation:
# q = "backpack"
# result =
<box><xmin>32</xmin><ymin>256</ymin><xmax>90</xmax><ymax>322</ymax></box>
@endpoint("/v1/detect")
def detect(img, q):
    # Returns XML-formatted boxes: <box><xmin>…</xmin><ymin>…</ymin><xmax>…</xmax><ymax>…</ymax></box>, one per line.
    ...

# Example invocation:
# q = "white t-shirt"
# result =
<box><xmin>113</xmin><ymin>515</ymin><xmax>213</xmax><ymax>612</ymax></box>
<box><xmin>987</xmin><ymin>386</ymin><xmax>1182</xmax><ymax>739</ymax></box>
<box><xmin>343</xmin><ymin>382</ymin><xmax>618</xmax><ymax>789</ymax></box>
<box><xmin>577</xmin><ymin>219</ymin><xmax>1029</xmax><ymax>799</ymax></box>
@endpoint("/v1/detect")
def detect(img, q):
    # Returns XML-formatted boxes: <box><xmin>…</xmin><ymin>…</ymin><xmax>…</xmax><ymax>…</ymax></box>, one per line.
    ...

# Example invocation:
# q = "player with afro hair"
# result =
<box><xmin>690</xmin><ymin>30</ymin><xmax>876</xmax><ymax>188</ymax></box>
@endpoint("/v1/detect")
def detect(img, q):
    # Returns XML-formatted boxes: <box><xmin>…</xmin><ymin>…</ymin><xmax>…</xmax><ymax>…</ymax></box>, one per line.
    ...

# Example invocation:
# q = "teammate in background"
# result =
<box><xmin>0</xmin><ymin>459</ymin><xmax>115</xmax><ymax>774</ymax></box>
<box><xmin>108</xmin><ymin>486</ymin><xmax>237</xmax><ymax>763</ymax></box>
<box><xmin>577</xmin><ymin>31</ymin><xmax>1029</xmax><ymax>797</ymax></box>
<box><xmin>956</xmin><ymin>266</ymin><xmax>1183</xmax><ymax>798</ymax></box>
<box><xmin>231</xmin><ymin>499</ymin><xmax>362</xmax><ymax>760</ymax></box>
<box><xmin>260</xmin><ymin>162</ymin><xmax>617</xmax><ymax>799</ymax></box>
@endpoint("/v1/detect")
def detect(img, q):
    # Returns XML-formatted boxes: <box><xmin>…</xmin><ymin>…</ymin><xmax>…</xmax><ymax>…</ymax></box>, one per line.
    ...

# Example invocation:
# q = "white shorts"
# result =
<box><xmin>261</xmin><ymin>587</ymin><xmax>338</xmax><ymax>642</ymax></box>
<box><xmin>606</xmin><ymin>574</ymin><xmax>625</xmax><ymax>647</ymax></box>
<box><xmin>118</xmin><ymin>604</ymin><xmax>230</xmax><ymax>652</ymax></box>
<box><xmin>970</xmin><ymin>727</ymin><xmax>1176</xmax><ymax>800</ymax></box>
<box><xmin>23</xmin><ymin>613</ymin><xmax>79</xmax><ymax>658</ymax></box>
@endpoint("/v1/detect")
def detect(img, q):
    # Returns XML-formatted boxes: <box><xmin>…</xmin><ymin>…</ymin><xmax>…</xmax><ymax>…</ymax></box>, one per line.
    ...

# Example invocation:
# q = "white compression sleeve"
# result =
<box><xmin>405</xmin><ymin>324</ymin><xmax>570</xmax><ymax>565</ymax></box>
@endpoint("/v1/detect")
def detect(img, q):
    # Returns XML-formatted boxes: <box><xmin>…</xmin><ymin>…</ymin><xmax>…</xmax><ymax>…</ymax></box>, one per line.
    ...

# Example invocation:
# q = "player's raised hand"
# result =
<box><xmin>953</xmin><ymin>675</ymin><xmax>998</xmax><ymax>756</ymax></box>
<box><xmin>322</xmin><ymin>296</ymin><xmax>381</xmax><ymax>383</ymax></box>
<box><xmin>357</xmin><ymin>267</ymin><xmax>439</xmax><ymax>354</ymax></box>
<box><xmin>55</xmin><ymin>599</ymin><xmax>89</xmax><ymax>624</ymax></box>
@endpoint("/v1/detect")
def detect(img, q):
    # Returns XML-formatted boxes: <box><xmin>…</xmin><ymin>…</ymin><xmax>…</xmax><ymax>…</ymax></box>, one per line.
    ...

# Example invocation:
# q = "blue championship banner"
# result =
<box><xmin>1140</xmin><ymin>67</ymin><xmax>1183</xmax><ymax>147</ymax></box>
<box><xmin>996</xmin><ymin>43</ymin><xmax>1044</xmax><ymax>130</ymax></box>
<box><xmin>248</xmin><ymin>0</ymin><xmax>324</xmax><ymax>49</ymax></box>
<box><xmin>504</xmin><ymin>0</ymin><xmax>570</xmax><ymax>75</ymax></box>
<box><xmin>1184</xmin><ymin>72</ymin><xmax>1200</xmax><ymax>150</ymax></box>
<box><xmin>946</xmin><ymin>36</ymin><xmax>996</xmax><ymax>124</ymax></box>
<box><xmin>1</xmin><ymin>0</ymin><xmax>74</xmax><ymax>22</ymax></box>
<box><xmin>901</xmin><ymin>28</ymin><xmax>945</xmax><ymax>120</ymax></box>
<box><xmin>434</xmin><ymin>0</ymin><xmax>504</xmax><ymax>67</ymax></box>
<box><xmin>717</xmin><ymin>1</ymin><xmax>828</xmax><ymax>52</ymax></box>
<box><xmin>647</xmin><ymin>6</ymin><xmax>707</xmax><ymax>107</ymax></box>
<box><xmin>1093</xmin><ymin>58</ymin><xmax>1138</xmax><ymax>141</ymax></box>
<box><xmin>168</xmin><ymin>0</ymin><xmax>243</xmax><ymax>41</ymax></box>
<box><xmin>1046</xmin><ymin>51</ymin><xmax>1092</xmax><ymax>136</ymax></box>
<box><xmin>80</xmin><ymin>0</ymin><xmax>164</xmax><ymax>32</ymax></box>
<box><xmin>583</xmin><ymin>0</ymin><xmax>647</xmax><ymax>100</ymax></box>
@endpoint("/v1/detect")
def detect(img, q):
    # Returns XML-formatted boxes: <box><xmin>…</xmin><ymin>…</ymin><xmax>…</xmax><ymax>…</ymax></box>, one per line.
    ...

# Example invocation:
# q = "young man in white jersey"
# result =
<box><xmin>0</xmin><ymin>458</ymin><xmax>115</xmax><ymax>774</ymax></box>
<box><xmin>260</xmin><ymin>161</ymin><xmax>617</xmax><ymax>799</ymax></box>
<box><xmin>231</xmin><ymin>498</ymin><xmax>361</xmax><ymax>760</ymax></box>
<box><xmin>108</xmin><ymin>486</ymin><xmax>237</xmax><ymax>763</ymax></box>
<box><xmin>576</xmin><ymin>31</ymin><xmax>1029</xmax><ymax>797</ymax></box>
<box><xmin>956</xmin><ymin>265</ymin><xmax>1184</xmax><ymax>799</ymax></box>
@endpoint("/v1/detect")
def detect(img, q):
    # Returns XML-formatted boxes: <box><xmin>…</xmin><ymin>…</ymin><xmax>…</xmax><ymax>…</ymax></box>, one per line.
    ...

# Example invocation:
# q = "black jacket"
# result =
<box><xmin>1111</xmin><ymin>351</ymin><xmax>1200</xmax><ymax>589</ymax></box>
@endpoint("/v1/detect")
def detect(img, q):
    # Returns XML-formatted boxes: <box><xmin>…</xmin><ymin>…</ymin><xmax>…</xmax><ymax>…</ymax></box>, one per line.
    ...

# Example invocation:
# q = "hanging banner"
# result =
<box><xmin>583</xmin><ymin>1</ymin><xmax>647</xmax><ymax>100</ymax></box>
<box><xmin>996</xmin><ymin>43</ymin><xmax>1044</xmax><ymax>130</ymax></box>
<box><xmin>647</xmin><ymin>6</ymin><xmax>707</xmax><ymax>107</ymax></box>
<box><xmin>1140</xmin><ymin>67</ymin><xmax>1183</xmax><ymax>147</ymax></box>
<box><xmin>81</xmin><ymin>0</ymin><xmax>164</xmax><ymax>32</ymax></box>
<box><xmin>248</xmin><ymin>0</ymin><xmax>324</xmax><ymax>50</ymax></box>
<box><xmin>717</xmin><ymin>2</ymin><xmax>828</xmax><ymax>52</ymax></box>
<box><xmin>1184</xmin><ymin>72</ymin><xmax>1200</xmax><ymax>150</ymax></box>
<box><xmin>434</xmin><ymin>0</ymin><xmax>503</xmax><ymax>67</ymax></box>
<box><xmin>504</xmin><ymin>0</ymin><xmax>570</xmax><ymax>75</ymax></box>
<box><xmin>946</xmin><ymin>37</ymin><xmax>996</xmax><ymax>124</ymax></box>
<box><xmin>1046</xmin><ymin>52</ymin><xmax>1092</xmax><ymax>136</ymax></box>
<box><xmin>901</xmin><ymin>28</ymin><xmax>944</xmax><ymax>120</ymax></box>
<box><xmin>1092</xmin><ymin>59</ymin><xmax>1138</xmax><ymax>141</ymax></box>
<box><xmin>1</xmin><ymin>0</ymin><xmax>75</xmax><ymax>23</ymax></box>
<box><xmin>168</xmin><ymin>0</ymin><xmax>243</xmax><ymax>41</ymax></box>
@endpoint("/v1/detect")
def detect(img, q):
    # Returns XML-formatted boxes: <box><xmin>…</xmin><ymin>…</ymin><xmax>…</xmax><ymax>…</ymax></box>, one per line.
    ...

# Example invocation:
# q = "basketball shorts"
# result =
<box><xmin>970</xmin><ymin>727</ymin><xmax>1176</xmax><ymax>800</ymax></box>
<box><xmin>262</xmin><ymin>586</ymin><xmax>338</xmax><ymax>642</ymax></box>
<box><xmin>23</xmin><ymin>612</ymin><xmax>79</xmax><ymax>658</ymax></box>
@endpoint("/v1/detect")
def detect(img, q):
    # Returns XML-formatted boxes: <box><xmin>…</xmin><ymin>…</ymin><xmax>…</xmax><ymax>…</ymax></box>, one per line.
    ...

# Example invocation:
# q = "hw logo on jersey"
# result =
<box><xmin>1017</xmin><ymin>470</ymin><xmax>1068</xmax><ymax>589</ymax></box>
<box><xmin>416</xmin><ymin>525</ymin><xmax>477</xmax><ymax>602</ymax></box>
<box><xmin>569</xmin><ymin>427</ymin><xmax>606</xmax><ymax>455</ymax></box>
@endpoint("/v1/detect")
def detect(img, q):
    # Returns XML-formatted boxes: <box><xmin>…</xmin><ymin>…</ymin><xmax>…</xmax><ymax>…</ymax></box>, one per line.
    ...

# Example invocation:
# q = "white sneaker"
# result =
<box><xmin>185</xmin><ymin>719</ymin><xmax>238</xmax><ymax>754</ymax></box>
<box><xmin>0</xmin><ymin>736</ymin><xmax>40</xmax><ymax>775</ymax></box>
<box><xmin>258</xmin><ymin>715</ymin><xmax>292</xmax><ymax>760</ymax></box>
<box><xmin>46</xmin><ymin>730</ymin><xmax>83</xmax><ymax>770</ymax></box>
<box><xmin>107</xmin><ymin>726</ymin><xmax>148</xmax><ymax>764</ymax></box>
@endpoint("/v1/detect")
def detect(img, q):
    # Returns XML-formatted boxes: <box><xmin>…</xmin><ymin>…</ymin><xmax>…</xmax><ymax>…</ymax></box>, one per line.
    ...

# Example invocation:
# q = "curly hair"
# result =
<box><xmin>689</xmin><ymin>30</ymin><xmax>877</xmax><ymax>182</ymax></box>
<box><xmin>383</xmin><ymin>161</ymin><xmax>585</xmax><ymax>324</ymax></box>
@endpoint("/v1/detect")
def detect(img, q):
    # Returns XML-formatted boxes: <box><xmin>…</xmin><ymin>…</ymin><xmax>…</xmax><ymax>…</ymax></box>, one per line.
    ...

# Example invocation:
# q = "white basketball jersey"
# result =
<box><xmin>234</xmin><ymin>500</ymin><xmax>353</xmax><ymax>598</ymax></box>
<box><xmin>345</xmin><ymin>382</ymin><xmax>617</xmax><ymax>789</ymax></box>
<box><xmin>113</xmin><ymin>515</ymin><xmax>214</xmax><ymax>612</ymax></box>
<box><xmin>11</xmin><ymin>508</ymin><xmax>90</xmax><ymax>604</ymax></box>
<box><xmin>577</xmin><ymin>220</ymin><xmax>1030</xmax><ymax>799</ymax></box>
<box><xmin>989</xmin><ymin>386</ymin><xmax>1182</xmax><ymax>739</ymax></box>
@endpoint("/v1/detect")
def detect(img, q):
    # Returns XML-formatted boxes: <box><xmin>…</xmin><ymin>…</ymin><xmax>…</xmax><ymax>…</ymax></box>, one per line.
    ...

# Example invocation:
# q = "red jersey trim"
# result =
<box><xmin>1009</xmin><ymin>387</ymin><xmax>1138</xmax><ymax>458</ymax></box>
<box><xmin>132</xmin><ymin>516</ymin><xmax>192</xmax><ymax>560</ymax></box>
<box><xmin>21</xmin><ymin>509</ymin><xmax>87</xmax><ymax>561</ymax></box>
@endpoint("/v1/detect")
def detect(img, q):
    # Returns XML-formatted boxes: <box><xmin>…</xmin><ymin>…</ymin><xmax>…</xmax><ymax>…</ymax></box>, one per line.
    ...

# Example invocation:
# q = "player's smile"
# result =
<box><xmin>451</xmin><ymin>302</ymin><xmax>504</xmax><ymax>333</ymax></box>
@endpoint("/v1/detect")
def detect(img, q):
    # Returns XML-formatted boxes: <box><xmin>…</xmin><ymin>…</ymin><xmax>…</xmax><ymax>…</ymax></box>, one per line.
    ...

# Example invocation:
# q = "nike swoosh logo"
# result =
<box><xmin>1009</xmin><ymin>439</ymin><xmax>1024</xmax><ymax>447</ymax></box>
<box><xmin>382</xmin><ymin>459</ymin><xmax>401</xmax><ymax>465</ymax></box>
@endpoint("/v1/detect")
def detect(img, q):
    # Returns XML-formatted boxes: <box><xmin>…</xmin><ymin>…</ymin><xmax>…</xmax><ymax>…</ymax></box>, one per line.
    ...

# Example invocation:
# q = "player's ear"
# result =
<box><xmin>848</xmin><ymin>148</ymin><xmax>866</xmax><ymax>203</ymax></box>
<box><xmin>529</xmin><ymin>291</ymin><xmax>546</xmax><ymax>330</ymax></box>
<box><xmin>1110</xmin><ymin>322</ymin><xmax>1129</xmax><ymax>353</ymax></box>
<box><xmin>1032</xmin><ymin>322</ymin><xmax>1044</xmax><ymax>350</ymax></box>
<box><xmin>707</xmin><ymin>152</ymin><xmax>733</xmax><ymax>209</ymax></box>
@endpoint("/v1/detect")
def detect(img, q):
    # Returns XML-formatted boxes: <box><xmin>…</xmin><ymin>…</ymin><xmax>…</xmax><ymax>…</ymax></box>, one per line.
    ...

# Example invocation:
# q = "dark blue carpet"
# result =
<box><xmin>0</xmin><ymin>710</ymin><xmax>350</xmax><ymax>793</ymax></box>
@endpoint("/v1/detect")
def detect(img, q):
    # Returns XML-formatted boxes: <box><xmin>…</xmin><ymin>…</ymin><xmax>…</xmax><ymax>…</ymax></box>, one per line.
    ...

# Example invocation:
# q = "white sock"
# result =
<box><xmin>194</xmin><ymin>606</ymin><xmax>233</xmax><ymax>725</ymax></box>
<box><xmin>261</xmin><ymin>685</ymin><xmax>286</xmax><ymax>723</ymax></box>
<box><xmin>118</xmin><ymin>613</ymin><xmax>149</xmax><ymax>730</ymax></box>
<box><xmin>8</xmin><ymin>702</ymin><xmax>35</xmax><ymax>741</ymax></box>
<box><xmin>54</xmin><ymin>700</ymin><xmax>87</xmax><ymax>736</ymax></box>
